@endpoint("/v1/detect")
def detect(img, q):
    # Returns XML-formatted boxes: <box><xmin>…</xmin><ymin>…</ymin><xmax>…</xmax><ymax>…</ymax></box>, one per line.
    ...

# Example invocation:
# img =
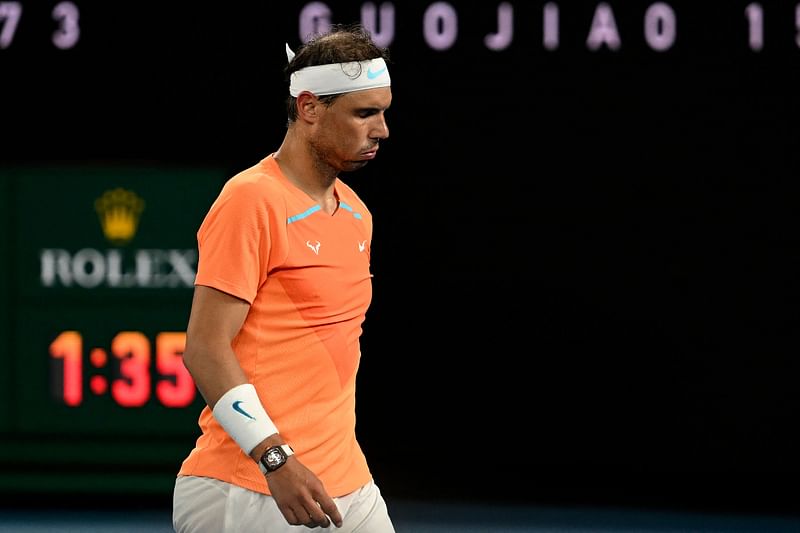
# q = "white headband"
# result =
<box><xmin>286</xmin><ymin>43</ymin><xmax>391</xmax><ymax>97</ymax></box>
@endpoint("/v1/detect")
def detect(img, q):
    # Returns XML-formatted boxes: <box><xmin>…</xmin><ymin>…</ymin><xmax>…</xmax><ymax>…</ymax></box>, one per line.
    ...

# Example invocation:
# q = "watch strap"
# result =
<box><xmin>278</xmin><ymin>444</ymin><xmax>294</xmax><ymax>457</ymax></box>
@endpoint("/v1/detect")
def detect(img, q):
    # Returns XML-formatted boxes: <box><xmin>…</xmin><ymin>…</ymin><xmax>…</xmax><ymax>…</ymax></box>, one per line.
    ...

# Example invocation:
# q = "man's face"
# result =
<box><xmin>310</xmin><ymin>87</ymin><xmax>392</xmax><ymax>173</ymax></box>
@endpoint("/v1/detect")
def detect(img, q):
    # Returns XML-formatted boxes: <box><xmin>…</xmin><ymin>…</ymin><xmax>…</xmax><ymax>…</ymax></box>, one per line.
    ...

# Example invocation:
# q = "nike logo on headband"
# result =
<box><xmin>367</xmin><ymin>66</ymin><xmax>387</xmax><ymax>79</ymax></box>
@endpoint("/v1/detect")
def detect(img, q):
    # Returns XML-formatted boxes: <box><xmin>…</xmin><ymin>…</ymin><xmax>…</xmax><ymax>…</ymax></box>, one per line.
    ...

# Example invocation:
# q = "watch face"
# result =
<box><xmin>262</xmin><ymin>446</ymin><xmax>287</xmax><ymax>471</ymax></box>
<box><xmin>266</xmin><ymin>448</ymin><xmax>284</xmax><ymax>465</ymax></box>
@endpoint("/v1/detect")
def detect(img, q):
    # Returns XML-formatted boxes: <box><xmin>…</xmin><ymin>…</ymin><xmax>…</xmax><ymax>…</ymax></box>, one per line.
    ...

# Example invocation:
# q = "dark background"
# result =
<box><xmin>2</xmin><ymin>0</ymin><xmax>799</xmax><ymax>517</ymax></box>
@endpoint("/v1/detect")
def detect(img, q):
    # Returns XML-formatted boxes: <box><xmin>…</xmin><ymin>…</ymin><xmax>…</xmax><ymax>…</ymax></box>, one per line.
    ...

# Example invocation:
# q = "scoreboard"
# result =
<box><xmin>0</xmin><ymin>165</ymin><xmax>224</xmax><ymax>495</ymax></box>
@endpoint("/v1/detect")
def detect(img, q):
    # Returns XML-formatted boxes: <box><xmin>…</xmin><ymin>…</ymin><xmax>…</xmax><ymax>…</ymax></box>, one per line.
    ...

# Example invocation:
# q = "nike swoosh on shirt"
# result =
<box><xmin>232</xmin><ymin>400</ymin><xmax>256</xmax><ymax>420</ymax></box>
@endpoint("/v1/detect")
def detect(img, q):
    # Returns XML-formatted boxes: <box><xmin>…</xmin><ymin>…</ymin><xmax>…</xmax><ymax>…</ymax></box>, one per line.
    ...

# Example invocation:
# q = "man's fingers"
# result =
<box><xmin>284</xmin><ymin>507</ymin><xmax>301</xmax><ymax>526</ymax></box>
<box><xmin>318</xmin><ymin>498</ymin><xmax>343</xmax><ymax>528</ymax></box>
<box><xmin>306</xmin><ymin>507</ymin><xmax>331</xmax><ymax>528</ymax></box>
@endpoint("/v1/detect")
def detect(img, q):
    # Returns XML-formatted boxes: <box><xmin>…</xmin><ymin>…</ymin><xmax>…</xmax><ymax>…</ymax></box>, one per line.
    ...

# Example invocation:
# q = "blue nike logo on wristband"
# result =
<box><xmin>232</xmin><ymin>400</ymin><xmax>256</xmax><ymax>420</ymax></box>
<box><xmin>367</xmin><ymin>66</ymin><xmax>386</xmax><ymax>79</ymax></box>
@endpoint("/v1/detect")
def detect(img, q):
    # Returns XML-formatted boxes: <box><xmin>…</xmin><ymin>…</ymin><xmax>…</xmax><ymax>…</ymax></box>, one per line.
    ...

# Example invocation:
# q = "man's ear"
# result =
<box><xmin>296</xmin><ymin>92</ymin><xmax>320</xmax><ymax>124</ymax></box>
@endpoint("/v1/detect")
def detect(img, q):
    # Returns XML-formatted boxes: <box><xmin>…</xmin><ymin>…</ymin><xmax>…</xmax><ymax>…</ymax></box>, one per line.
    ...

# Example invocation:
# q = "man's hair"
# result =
<box><xmin>284</xmin><ymin>23</ymin><xmax>391</xmax><ymax>123</ymax></box>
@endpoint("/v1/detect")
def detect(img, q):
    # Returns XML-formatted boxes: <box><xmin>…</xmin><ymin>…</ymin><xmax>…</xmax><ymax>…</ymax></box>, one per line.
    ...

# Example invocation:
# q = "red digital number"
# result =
<box><xmin>49</xmin><ymin>330</ymin><xmax>83</xmax><ymax>406</ymax></box>
<box><xmin>50</xmin><ymin>330</ymin><xmax>195</xmax><ymax>408</ymax></box>
<box><xmin>110</xmin><ymin>331</ymin><xmax>151</xmax><ymax>407</ymax></box>
<box><xmin>155</xmin><ymin>332</ymin><xmax>195</xmax><ymax>407</ymax></box>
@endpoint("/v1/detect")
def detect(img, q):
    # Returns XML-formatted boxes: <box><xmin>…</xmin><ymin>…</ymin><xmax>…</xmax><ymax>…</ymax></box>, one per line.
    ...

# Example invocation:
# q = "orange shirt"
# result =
<box><xmin>177</xmin><ymin>154</ymin><xmax>373</xmax><ymax>497</ymax></box>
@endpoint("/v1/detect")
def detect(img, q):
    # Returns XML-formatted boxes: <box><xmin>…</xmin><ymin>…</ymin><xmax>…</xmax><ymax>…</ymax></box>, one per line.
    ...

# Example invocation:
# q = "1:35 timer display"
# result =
<box><xmin>49</xmin><ymin>330</ymin><xmax>196</xmax><ymax>408</ymax></box>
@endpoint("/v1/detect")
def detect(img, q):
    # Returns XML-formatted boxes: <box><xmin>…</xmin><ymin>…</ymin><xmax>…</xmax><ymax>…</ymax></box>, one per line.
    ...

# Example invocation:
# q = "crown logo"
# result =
<box><xmin>94</xmin><ymin>188</ymin><xmax>145</xmax><ymax>245</ymax></box>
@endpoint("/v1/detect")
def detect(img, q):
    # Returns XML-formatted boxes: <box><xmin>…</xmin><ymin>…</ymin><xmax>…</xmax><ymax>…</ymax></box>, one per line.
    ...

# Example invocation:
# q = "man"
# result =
<box><xmin>172</xmin><ymin>23</ymin><xmax>395</xmax><ymax>532</ymax></box>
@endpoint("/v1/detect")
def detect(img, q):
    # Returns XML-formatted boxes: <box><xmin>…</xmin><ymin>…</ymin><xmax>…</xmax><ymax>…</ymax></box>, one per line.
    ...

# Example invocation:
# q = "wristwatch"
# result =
<box><xmin>259</xmin><ymin>444</ymin><xmax>294</xmax><ymax>474</ymax></box>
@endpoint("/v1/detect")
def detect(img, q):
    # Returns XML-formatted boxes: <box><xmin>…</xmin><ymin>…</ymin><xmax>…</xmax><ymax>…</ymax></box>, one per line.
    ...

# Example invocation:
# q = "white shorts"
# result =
<box><xmin>173</xmin><ymin>475</ymin><xmax>396</xmax><ymax>533</ymax></box>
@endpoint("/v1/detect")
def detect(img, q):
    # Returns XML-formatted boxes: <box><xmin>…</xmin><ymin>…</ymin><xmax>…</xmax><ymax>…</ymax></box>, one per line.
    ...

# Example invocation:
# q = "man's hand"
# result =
<box><xmin>267</xmin><ymin>458</ymin><xmax>344</xmax><ymax>529</ymax></box>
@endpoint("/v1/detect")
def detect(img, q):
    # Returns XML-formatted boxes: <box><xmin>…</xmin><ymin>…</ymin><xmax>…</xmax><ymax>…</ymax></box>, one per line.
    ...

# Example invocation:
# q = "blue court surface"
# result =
<box><xmin>0</xmin><ymin>499</ymin><xmax>798</xmax><ymax>532</ymax></box>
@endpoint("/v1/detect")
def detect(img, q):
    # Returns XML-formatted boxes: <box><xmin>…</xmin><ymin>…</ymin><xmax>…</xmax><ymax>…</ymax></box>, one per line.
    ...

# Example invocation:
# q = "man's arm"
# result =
<box><xmin>182</xmin><ymin>285</ymin><xmax>284</xmax><ymax>466</ymax></box>
<box><xmin>182</xmin><ymin>284</ymin><xmax>251</xmax><ymax>406</ymax></box>
<box><xmin>181</xmin><ymin>284</ymin><xmax>343</xmax><ymax>528</ymax></box>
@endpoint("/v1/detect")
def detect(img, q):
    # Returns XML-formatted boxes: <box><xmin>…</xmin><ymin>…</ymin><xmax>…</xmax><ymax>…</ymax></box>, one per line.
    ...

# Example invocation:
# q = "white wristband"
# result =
<box><xmin>211</xmin><ymin>383</ymin><xmax>278</xmax><ymax>455</ymax></box>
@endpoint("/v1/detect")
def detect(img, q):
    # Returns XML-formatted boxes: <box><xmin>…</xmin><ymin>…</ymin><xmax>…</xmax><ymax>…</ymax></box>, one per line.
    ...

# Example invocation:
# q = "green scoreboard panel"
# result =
<box><xmin>0</xmin><ymin>165</ymin><xmax>225</xmax><ymax>496</ymax></box>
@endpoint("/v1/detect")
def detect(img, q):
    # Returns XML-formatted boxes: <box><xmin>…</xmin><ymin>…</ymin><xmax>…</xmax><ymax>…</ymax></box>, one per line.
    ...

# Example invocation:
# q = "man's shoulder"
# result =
<box><xmin>224</xmin><ymin>158</ymin><xmax>286</xmax><ymax>197</ymax></box>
